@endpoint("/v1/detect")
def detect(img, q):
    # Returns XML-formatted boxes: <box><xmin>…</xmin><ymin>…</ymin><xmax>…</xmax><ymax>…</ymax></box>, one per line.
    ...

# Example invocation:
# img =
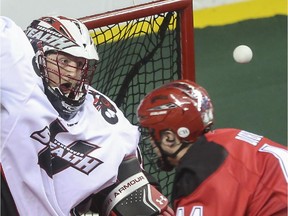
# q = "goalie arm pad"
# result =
<box><xmin>101</xmin><ymin>157</ymin><xmax>173</xmax><ymax>216</ymax></box>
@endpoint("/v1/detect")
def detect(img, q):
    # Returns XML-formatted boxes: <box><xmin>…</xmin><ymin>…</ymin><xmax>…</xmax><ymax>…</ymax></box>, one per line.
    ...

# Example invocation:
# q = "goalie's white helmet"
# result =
<box><xmin>25</xmin><ymin>16</ymin><xmax>99</xmax><ymax>120</ymax></box>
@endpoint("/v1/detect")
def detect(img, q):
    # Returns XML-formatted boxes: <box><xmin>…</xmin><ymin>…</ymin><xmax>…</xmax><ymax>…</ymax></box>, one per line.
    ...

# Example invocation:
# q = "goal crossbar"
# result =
<box><xmin>79</xmin><ymin>0</ymin><xmax>195</xmax><ymax>80</ymax></box>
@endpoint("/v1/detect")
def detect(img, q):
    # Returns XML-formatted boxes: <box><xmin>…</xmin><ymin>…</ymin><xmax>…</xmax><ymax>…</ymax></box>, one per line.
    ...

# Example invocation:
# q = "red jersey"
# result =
<box><xmin>173</xmin><ymin>128</ymin><xmax>287</xmax><ymax>216</ymax></box>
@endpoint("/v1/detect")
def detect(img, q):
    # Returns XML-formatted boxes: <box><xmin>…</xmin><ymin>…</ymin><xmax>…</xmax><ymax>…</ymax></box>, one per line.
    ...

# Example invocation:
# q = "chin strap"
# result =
<box><xmin>168</xmin><ymin>141</ymin><xmax>190</xmax><ymax>158</ymax></box>
<box><xmin>156</xmin><ymin>141</ymin><xmax>191</xmax><ymax>172</ymax></box>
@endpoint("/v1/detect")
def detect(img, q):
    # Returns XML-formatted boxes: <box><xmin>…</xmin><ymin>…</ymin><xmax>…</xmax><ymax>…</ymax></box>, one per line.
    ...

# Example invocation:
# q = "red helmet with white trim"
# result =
<box><xmin>25</xmin><ymin>16</ymin><xmax>99</xmax><ymax>120</ymax></box>
<box><xmin>137</xmin><ymin>79</ymin><xmax>214</xmax><ymax>144</ymax></box>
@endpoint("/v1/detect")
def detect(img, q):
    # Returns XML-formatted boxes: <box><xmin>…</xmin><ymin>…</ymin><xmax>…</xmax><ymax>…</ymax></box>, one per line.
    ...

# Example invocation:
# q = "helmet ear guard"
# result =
<box><xmin>31</xmin><ymin>40</ymin><xmax>46</xmax><ymax>77</ymax></box>
<box><xmin>150</xmin><ymin>128</ymin><xmax>191</xmax><ymax>171</ymax></box>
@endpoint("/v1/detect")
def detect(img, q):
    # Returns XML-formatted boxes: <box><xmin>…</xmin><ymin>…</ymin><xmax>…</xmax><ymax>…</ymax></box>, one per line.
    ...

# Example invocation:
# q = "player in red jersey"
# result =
<box><xmin>137</xmin><ymin>79</ymin><xmax>287</xmax><ymax>216</ymax></box>
<box><xmin>0</xmin><ymin>16</ymin><xmax>173</xmax><ymax>216</ymax></box>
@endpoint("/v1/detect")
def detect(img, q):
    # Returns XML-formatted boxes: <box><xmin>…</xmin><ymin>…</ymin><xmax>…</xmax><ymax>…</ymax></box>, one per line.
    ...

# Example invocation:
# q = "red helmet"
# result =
<box><xmin>137</xmin><ymin>80</ymin><xmax>214</xmax><ymax>144</ymax></box>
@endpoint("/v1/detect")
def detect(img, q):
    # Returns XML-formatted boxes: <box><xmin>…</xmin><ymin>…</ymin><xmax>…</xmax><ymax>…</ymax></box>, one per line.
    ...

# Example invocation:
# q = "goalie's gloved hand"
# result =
<box><xmin>101</xmin><ymin>157</ymin><xmax>175</xmax><ymax>216</ymax></box>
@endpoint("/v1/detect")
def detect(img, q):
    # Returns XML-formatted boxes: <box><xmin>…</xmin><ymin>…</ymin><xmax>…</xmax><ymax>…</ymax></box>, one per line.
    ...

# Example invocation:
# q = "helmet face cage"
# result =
<box><xmin>25</xmin><ymin>16</ymin><xmax>99</xmax><ymax>120</ymax></box>
<box><xmin>42</xmin><ymin>51</ymin><xmax>96</xmax><ymax>101</ymax></box>
<box><xmin>138</xmin><ymin>126</ymin><xmax>173</xmax><ymax>171</ymax></box>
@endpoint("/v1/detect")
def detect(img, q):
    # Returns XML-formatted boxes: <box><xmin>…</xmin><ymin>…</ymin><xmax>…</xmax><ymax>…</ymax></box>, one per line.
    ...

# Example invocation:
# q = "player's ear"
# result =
<box><xmin>161</xmin><ymin>130</ymin><xmax>177</xmax><ymax>147</ymax></box>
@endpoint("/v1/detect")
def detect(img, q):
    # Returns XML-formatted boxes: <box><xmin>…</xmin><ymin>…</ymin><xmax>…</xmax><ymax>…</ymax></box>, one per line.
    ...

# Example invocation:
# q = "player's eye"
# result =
<box><xmin>59</xmin><ymin>58</ymin><xmax>69</xmax><ymax>66</ymax></box>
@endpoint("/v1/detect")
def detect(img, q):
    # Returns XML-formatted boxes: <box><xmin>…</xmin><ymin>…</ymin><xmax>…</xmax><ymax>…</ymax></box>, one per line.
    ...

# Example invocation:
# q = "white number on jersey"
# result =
<box><xmin>176</xmin><ymin>206</ymin><xmax>203</xmax><ymax>216</ymax></box>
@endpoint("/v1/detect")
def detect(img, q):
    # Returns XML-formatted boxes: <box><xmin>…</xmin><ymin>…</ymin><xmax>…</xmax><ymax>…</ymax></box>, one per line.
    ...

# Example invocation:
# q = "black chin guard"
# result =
<box><xmin>44</xmin><ymin>84</ymin><xmax>85</xmax><ymax>120</ymax></box>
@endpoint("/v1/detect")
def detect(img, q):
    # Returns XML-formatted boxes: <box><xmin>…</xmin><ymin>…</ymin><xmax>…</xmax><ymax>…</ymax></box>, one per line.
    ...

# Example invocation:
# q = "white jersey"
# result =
<box><xmin>0</xmin><ymin>17</ymin><xmax>140</xmax><ymax>216</ymax></box>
